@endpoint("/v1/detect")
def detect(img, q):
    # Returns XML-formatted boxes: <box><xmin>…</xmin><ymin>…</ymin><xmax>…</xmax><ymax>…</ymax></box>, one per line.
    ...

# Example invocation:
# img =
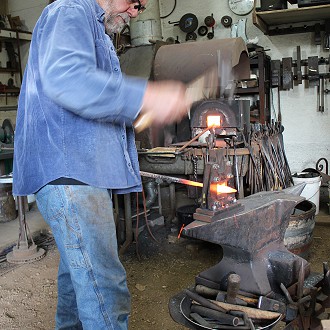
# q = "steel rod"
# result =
<box><xmin>140</xmin><ymin>171</ymin><xmax>203</xmax><ymax>187</ymax></box>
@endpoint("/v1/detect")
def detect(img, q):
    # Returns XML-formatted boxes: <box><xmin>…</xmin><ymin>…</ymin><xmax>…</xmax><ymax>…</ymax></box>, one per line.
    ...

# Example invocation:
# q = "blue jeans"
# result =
<box><xmin>36</xmin><ymin>185</ymin><xmax>130</xmax><ymax>330</ymax></box>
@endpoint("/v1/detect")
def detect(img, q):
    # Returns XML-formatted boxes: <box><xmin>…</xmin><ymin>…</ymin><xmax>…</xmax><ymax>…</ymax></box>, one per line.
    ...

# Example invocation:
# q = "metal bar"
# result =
<box><xmin>176</xmin><ymin>126</ymin><xmax>214</xmax><ymax>153</ymax></box>
<box><xmin>140</xmin><ymin>171</ymin><xmax>203</xmax><ymax>187</ymax></box>
<box><xmin>119</xmin><ymin>193</ymin><xmax>133</xmax><ymax>255</ymax></box>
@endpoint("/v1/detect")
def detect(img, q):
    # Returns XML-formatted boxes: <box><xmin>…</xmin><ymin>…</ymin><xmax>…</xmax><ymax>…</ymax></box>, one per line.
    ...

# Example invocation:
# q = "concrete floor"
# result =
<box><xmin>0</xmin><ymin>203</ymin><xmax>49</xmax><ymax>252</ymax></box>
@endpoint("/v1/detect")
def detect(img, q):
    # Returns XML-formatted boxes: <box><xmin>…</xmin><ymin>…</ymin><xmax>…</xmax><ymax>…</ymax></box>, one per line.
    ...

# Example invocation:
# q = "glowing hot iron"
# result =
<box><xmin>210</xmin><ymin>182</ymin><xmax>237</xmax><ymax>195</ymax></box>
<box><xmin>207</xmin><ymin>115</ymin><xmax>221</xmax><ymax>128</ymax></box>
<box><xmin>216</xmin><ymin>183</ymin><xmax>237</xmax><ymax>194</ymax></box>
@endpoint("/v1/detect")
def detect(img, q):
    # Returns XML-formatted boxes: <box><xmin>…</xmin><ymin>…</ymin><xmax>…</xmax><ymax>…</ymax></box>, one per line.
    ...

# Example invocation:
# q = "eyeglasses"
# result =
<box><xmin>133</xmin><ymin>0</ymin><xmax>146</xmax><ymax>13</ymax></box>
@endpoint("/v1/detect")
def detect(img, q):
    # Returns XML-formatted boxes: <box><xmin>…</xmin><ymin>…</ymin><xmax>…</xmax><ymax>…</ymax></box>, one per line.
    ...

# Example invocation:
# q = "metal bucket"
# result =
<box><xmin>0</xmin><ymin>183</ymin><xmax>17</xmax><ymax>222</ymax></box>
<box><xmin>292</xmin><ymin>172</ymin><xmax>321</xmax><ymax>215</ymax></box>
<box><xmin>284</xmin><ymin>200</ymin><xmax>316</xmax><ymax>259</ymax></box>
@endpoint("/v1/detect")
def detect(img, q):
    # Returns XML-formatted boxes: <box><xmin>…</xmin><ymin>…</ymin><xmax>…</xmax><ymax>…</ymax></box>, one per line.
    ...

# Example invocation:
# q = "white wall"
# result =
<box><xmin>8</xmin><ymin>0</ymin><xmax>48</xmax><ymax>31</ymax></box>
<box><xmin>8</xmin><ymin>0</ymin><xmax>330</xmax><ymax>173</ymax></box>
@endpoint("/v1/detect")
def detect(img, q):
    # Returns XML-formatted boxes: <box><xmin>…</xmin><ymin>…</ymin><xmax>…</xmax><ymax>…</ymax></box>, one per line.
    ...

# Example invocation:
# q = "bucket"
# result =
<box><xmin>284</xmin><ymin>200</ymin><xmax>316</xmax><ymax>259</ymax></box>
<box><xmin>0</xmin><ymin>183</ymin><xmax>17</xmax><ymax>222</ymax></box>
<box><xmin>176</xmin><ymin>205</ymin><xmax>197</xmax><ymax>231</ymax></box>
<box><xmin>292</xmin><ymin>172</ymin><xmax>321</xmax><ymax>215</ymax></box>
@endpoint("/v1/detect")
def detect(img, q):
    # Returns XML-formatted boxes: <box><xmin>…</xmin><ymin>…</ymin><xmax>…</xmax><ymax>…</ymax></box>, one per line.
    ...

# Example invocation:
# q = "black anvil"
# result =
<box><xmin>182</xmin><ymin>186</ymin><xmax>308</xmax><ymax>296</ymax></box>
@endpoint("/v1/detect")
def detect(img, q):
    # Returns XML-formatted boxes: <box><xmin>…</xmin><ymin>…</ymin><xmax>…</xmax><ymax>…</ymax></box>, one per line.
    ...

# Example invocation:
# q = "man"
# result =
<box><xmin>13</xmin><ymin>0</ymin><xmax>190</xmax><ymax>329</ymax></box>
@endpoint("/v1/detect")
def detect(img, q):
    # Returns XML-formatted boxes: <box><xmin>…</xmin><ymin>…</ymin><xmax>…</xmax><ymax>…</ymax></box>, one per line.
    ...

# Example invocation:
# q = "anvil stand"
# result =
<box><xmin>169</xmin><ymin>187</ymin><xmax>316</xmax><ymax>329</ymax></box>
<box><xmin>6</xmin><ymin>196</ymin><xmax>45</xmax><ymax>263</ymax></box>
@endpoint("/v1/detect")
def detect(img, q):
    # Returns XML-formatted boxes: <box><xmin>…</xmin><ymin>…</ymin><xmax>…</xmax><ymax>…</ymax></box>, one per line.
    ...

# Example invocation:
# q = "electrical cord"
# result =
<box><xmin>160</xmin><ymin>0</ymin><xmax>177</xmax><ymax>19</ymax></box>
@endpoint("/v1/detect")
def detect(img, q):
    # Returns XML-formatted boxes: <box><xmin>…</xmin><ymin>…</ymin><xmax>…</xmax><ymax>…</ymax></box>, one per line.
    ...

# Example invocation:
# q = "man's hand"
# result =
<box><xmin>135</xmin><ymin>80</ymin><xmax>191</xmax><ymax>131</ymax></box>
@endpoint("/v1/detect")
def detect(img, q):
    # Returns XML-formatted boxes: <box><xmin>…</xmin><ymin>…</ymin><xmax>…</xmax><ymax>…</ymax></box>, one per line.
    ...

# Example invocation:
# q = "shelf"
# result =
<box><xmin>0</xmin><ymin>68</ymin><xmax>19</xmax><ymax>74</ymax></box>
<box><xmin>0</xmin><ymin>88</ymin><xmax>20</xmax><ymax>94</ymax></box>
<box><xmin>253</xmin><ymin>4</ymin><xmax>330</xmax><ymax>34</ymax></box>
<box><xmin>0</xmin><ymin>28</ymin><xmax>32</xmax><ymax>41</ymax></box>
<box><xmin>236</xmin><ymin>87</ymin><xmax>259</xmax><ymax>94</ymax></box>
<box><xmin>0</xmin><ymin>105</ymin><xmax>17</xmax><ymax>112</ymax></box>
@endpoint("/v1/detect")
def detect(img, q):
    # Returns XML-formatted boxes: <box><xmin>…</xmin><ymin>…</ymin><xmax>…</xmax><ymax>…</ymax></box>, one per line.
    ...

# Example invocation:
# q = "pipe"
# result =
<box><xmin>169</xmin><ymin>183</ymin><xmax>176</xmax><ymax>226</ymax></box>
<box><xmin>143</xmin><ymin>180</ymin><xmax>158</xmax><ymax>208</ymax></box>
<box><xmin>119</xmin><ymin>193</ymin><xmax>133</xmax><ymax>255</ymax></box>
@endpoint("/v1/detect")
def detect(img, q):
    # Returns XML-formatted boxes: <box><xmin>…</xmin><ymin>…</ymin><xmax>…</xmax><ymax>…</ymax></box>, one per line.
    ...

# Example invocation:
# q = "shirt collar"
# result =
<box><xmin>94</xmin><ymin>0</ymin><xmax>105</xmax><ymax>23</ymax></box>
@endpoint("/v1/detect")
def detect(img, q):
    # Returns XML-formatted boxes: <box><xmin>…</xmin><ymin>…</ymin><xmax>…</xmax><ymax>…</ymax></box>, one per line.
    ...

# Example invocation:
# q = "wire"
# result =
<box><xmin>160</xmin><ymin>0</ymin><xmax>177</xmax><ymax>19</ymax></box>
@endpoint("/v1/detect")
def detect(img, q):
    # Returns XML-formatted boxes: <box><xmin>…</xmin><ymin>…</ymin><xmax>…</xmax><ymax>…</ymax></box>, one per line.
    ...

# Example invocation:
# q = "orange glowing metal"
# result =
<box><xmin>180</xmin><ymin>179</ymin><xmax>203</xmax><ymax>187</ymax></box>
<box><xmin>217</xmin><ymin>183</ymin><xmax>237</xmax><ymax>194</ymax></box>
<box><xmin>178</xmin><ymin>224</ymin><xmax>185</xmax><ymax>239</ymax></box>
<box><xmin>207</xmin><ymin>115</ymin><xmax>221</xmax><ymax>128</ymax></box>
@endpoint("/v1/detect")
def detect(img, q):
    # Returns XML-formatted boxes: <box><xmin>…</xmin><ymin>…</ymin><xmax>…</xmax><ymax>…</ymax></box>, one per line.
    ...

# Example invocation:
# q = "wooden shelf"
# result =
<box><xmin>0</xmin><ymin>28</ymin><xmax>32</xmax><ymax>41</ymax></box>
<box><xmin>0</xmin><ymin>68</ymin><xmax>19</xmax><ymax>74</ymax></box>
<box><xmin>0</xmin><ymin>28</ymin><xmax>32</xmax><ymax>105</ymax></box>
<box><xmin>0</xmin><ymin>88</ymin><xmax>20</xmax><ymax>94</ymax></box>
<box><xmin>236</xmin><ymin>87</ymin><xmax>259</xmax><ymax>94</ymax></box>
<box><xmin>253</xmin><ymin>4</ymin><xmax>330</xmax><ymax>34</ymax></box>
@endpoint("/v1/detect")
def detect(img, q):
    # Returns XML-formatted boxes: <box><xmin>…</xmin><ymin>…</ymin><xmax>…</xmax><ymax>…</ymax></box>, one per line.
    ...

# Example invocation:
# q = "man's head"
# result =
<box><xmin>98</xmin><ymin>0</ymin><xmax>147</xmax><ymax>35</ymax></box>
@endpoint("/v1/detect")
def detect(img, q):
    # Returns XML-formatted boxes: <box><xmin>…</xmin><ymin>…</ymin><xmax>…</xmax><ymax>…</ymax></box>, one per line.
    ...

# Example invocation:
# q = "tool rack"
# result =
<box><xmin>271</xmin><ymin>48</ymin><xmax>330</xmax><ymax>112</ymax></box>
<box><xmin>236</xmin><ymin>48</ymin><xmax>272</xmax><ymax>124</ymax></box>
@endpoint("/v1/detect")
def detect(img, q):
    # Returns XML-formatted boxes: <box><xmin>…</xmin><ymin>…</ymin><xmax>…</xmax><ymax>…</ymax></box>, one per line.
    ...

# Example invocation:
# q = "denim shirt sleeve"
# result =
<box><xmin>38</xmin><ymin>3</ymin><xmax>147</xmax><ymax>123</ymax></box>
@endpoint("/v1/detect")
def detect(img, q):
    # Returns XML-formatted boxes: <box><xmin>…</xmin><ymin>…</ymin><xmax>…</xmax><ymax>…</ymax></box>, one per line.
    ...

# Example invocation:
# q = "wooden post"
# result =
<box><xmin>0</xmin><ymin>1</ymin><xmax>8</xmax><ymax>15</ymax></box>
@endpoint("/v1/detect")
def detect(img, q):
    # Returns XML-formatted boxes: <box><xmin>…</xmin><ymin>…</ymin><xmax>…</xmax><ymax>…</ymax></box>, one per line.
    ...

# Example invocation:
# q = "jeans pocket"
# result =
<box><xmin>65</xmin><ymin>244</ymin><xmax>89</xmax><ymax>269</ymax></box>
<box><xmin>36</xmin><ymin>185</ymin><xmax>89</xmax><ymax>269</ymax></box>
<box><xmin>36</xmin><ymin>185</ymin><xmax>65</xmax><ymax>222</ymax></box>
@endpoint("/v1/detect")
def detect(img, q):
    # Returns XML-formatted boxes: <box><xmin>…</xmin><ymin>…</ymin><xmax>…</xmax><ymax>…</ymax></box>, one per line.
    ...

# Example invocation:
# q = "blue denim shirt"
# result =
<box><xmin>13</xmin><ymin>0</ymin><xmax>147</xmax><ymax>196</ymax></box>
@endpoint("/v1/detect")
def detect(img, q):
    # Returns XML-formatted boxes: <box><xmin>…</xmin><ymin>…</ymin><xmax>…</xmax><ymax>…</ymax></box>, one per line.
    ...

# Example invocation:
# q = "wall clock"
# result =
<box><xmin>228</xmin><ymin>0</ymin><xmax>254</xmax><ymax>15</ymax></box>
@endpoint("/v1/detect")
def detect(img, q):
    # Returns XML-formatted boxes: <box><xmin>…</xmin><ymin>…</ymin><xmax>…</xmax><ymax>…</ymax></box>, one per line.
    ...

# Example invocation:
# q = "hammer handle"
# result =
<box><xmin>134</xmin><ymin>68</ymin><xmax>218</xmax><ymax>132</ymax></box>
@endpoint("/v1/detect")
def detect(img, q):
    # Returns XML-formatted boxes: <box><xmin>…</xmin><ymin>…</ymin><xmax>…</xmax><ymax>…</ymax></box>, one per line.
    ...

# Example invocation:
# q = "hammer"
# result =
<box><xmin>134</xmin><ymin>66</ymin><xmax>219</xmax><ymax>132</ymax></box>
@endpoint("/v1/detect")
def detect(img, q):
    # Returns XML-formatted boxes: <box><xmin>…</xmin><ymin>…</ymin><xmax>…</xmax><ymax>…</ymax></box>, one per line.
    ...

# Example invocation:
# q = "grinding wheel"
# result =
<box><xmin>179</xmin><ymin>13</ymin><xmax>198</xmax><ymax>33</ymax></box>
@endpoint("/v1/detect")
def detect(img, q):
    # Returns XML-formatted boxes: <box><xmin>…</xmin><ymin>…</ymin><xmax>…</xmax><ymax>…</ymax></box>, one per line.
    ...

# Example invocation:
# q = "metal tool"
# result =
<box><xmin>308</xmin><ymin>56</ymin><xmax>319</xmax><ymax>87</ymax></box>
<box><xmin>282</xmin><ymin>57</ymin><xmax>293</xmax><ymax>90</ymax></box>
<box><xmin>140</xmin><ymin>171</ymin><xmax>203</xmax><ymax>187</ymax></box>
<box><xmin>134</xmin><ymin>66</ymin><xmax>219</xmax><ymax>132</ymax></box>
<box><xmin>296</xmin><ymin>46</ymin><xmax>302</xmax><ymax>84</ymax></box>
<box><xmin>258</xmin><ymin>296</ymin><xmax>286</xmax><ymax>314</ymax></box>
<box><xmin>6</xmin><ymin>196</ymin><xmax>46</xmax><ymax>264</ymax></box>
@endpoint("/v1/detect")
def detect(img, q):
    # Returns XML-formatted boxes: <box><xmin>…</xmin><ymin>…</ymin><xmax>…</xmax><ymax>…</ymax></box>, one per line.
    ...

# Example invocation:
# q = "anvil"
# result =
<box><xmin>182</xmin><ymin>185</ymin><xmax>308</xmax><ymax>296</ymax></box>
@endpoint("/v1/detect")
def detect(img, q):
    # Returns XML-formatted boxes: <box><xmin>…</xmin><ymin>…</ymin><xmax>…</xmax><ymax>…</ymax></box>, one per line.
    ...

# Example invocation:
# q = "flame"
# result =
<box><xmin>207</xmin><ymin>115</ymin><xmax>221</xmax><ymax>128</ymax></box>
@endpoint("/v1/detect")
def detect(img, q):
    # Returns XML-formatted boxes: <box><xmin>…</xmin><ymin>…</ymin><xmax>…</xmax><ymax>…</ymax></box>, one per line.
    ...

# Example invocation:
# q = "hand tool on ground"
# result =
<box><xmin>190</xmin><ymin>304</ymin><xmax>241</xmax><ymax>326</ymax></box>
